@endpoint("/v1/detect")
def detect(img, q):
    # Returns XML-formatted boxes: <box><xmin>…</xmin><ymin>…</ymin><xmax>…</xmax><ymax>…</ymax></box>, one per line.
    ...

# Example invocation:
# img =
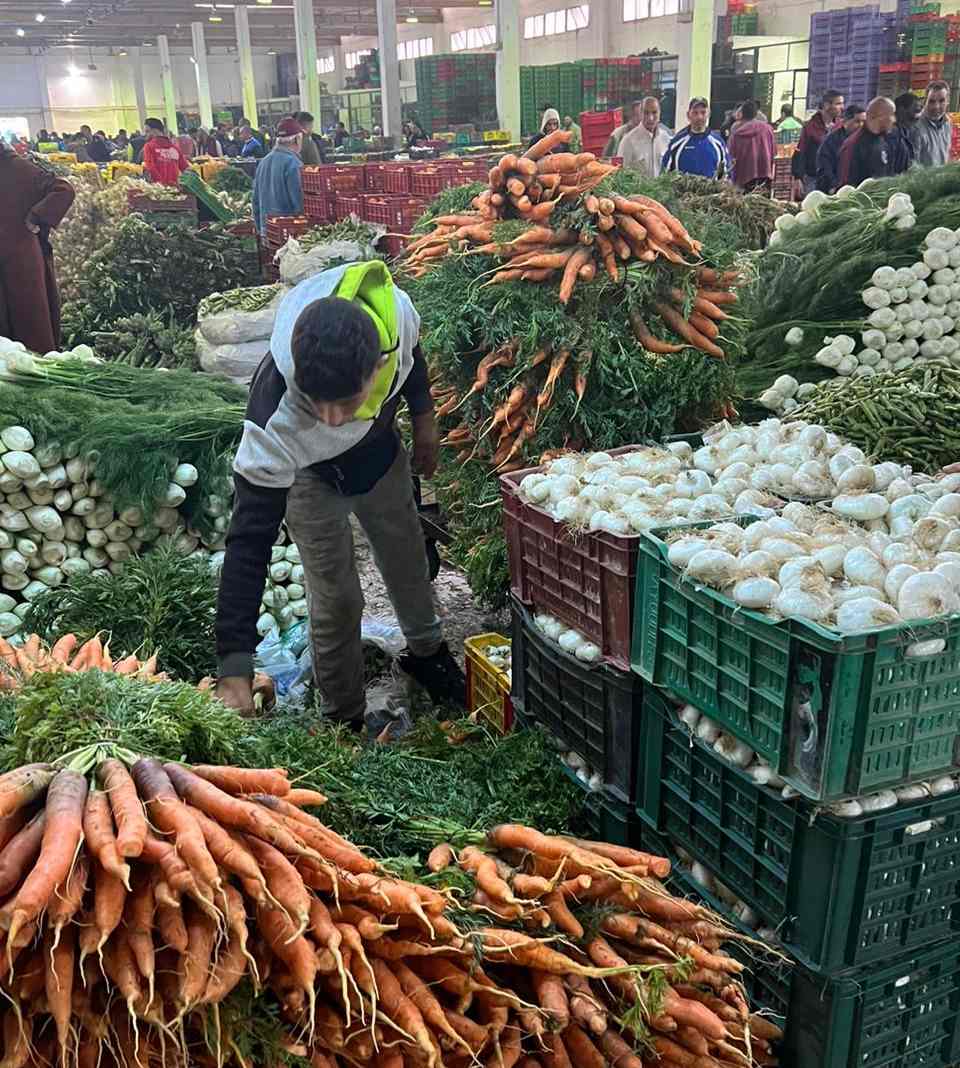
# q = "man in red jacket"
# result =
<box><xmin>141</xmin><ymin>118</ymin><xmax>189</xmax><ymax>187</ymax></box>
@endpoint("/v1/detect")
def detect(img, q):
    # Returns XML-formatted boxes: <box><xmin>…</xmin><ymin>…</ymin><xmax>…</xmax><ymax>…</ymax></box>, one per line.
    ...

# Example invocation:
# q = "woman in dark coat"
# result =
<box><xmin>0</xmin><ymin>141</ymin><xmax>75</xmax><ymax>354</ymax></box>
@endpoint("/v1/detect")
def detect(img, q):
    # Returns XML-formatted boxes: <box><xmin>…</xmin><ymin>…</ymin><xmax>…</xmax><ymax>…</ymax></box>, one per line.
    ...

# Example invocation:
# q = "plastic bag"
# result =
<box><xmin>254</xmin><ymin>626</ymin><xmax>301</xmax><ymax>696</ymax></box>
<box><xmin>198</xmin><ymin>289</ymin><xmax>285</xmax><ymax>346</ymax></box>
<box><xmin>195</xmin><ymin>331</ymin><xmax>270</xmax><ymax>384</ymax></box>
<box><xmin>277</xmin><ymin>232</ymin><xmax>384</xmax><ymax>287</ymax></box>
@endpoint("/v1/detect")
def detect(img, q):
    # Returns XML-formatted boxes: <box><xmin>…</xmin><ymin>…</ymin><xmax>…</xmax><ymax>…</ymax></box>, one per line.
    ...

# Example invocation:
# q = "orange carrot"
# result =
<box><xmin>371</xmin><ymin>958</ymin><xmax>440</xmax><ymax>1068</ymax></box>
<box><xmin>660</xmin><ymin>990</ymin><xmax>727</xmax><ymax>1040</ymax></box>
<box><xmin>83</xmin><ymin>788</ymin><xmax>130</xmax><ymax>890</ymax></box>
<box><xmin>180</xmin><ymin>903</ymin><xmax>218</xmax><ymax>1011</ymax></box>
<box><xmin>693</xmin><ymin>295</ymin><xmax>729</xmax><ymax>320</ymax></box>
<box><xmin>697</xmin><ymin>288</ymin><xmax>738</xmax><ymax>305</ymax></box>
<box><xmin>44</xmin><ymin>924</ymin><xmax>75</xmax><ymax>1052</ymax></box>
<box><xmin>570</xmin><ymin>839</ymin><xmax>671</xmax><ymax>877</ymax></box>
<box><xmin>532</xmin><ymin>970</ymin><xmax>570</xmax><ymax>1030</ymax></box>
<box><xmin>563</xmin><ymin>1024</ymin><xmax>605</xmax><ymax>1068</ymax></box>
<box><xmin>544</xmin><ymin>890</ymin><xmax>584</xmax><ymax>938</ymax></box>
<box><xmin>536</xmin><ymin>155</ymin><xmax>580</xmax><ymax>175</ymax></box>
<box><xmin>598</xmin><ymin>1030</ymin><xmax>644</xmax><ymax>1068</ymax></box>
<box><xmin>0</xmin><ymin>764</ymin><xmax>55</xmax><ymax>821</ymax></box>
<box><xmin>284</xmin><ymin>788</ymin><xmax>327</xmax><ymax>808</ymax></box>
<box><xmin>123</xmin><ymin>867</ymin><xmax>156</xmax><ymax>1002</ymax></box>
<box><xmin>90</xmin><ymin>860</ymin><xmax>126</xmax><ymax>961</ymax></box>
<box><xmin>97</xmin><ymin>759</ymin><xmax>146</xmax><ymax>859</ymax></box>
<box><xmin>428</xmin><ymin>843</ymin><xmax>455</xmax><ymax>873</ymax></box>
<box><xmin>689</xmin><ymin>311</ymin><xmax>720</xmax><ymax>339</ymax></box>
<box><xmin>524</xmin><ymin>131</ymin><xmax>573</xmax><ymax>161</ymax></box>
<box><xmin>594</xmin><ymin>233</ymin><xmax>619</xmax><ymax>281</ymax></box>
<box><xmin>189</xmin><ymin>764</ymin><xmax>290</xmax><ymax>796</ymax></box>
<box><xmin>189</xmin><ymin>806</ymin><xmax>265</xmax><ymax>894</ymax></box>
<box><xmin>5</xmin><ymin>770</ymin><xmax>87</xmax><ymax>944</ymax></box>
<box><xmin>613</xmin><ymin>212</ymin><xmax>648</xmax><ymax>246</ymax></box>
<box><xmin>50</xmin><ymin>634</ymin><xmax>78</xmax><ymax>664</ymax></box>
<box><xmin>49</xmin><ymin>850</ymin><xmax>88</xmax><ymax>946</ymax></box>
<box><xmin>655</xmin><ymin>303</ymin><xmax>725</xmax><ymax>358</ymax></box>
<box><xmin>156</xmin><ymin>898</ymin><xmax>188</xmax><ymax>954</ymax></box>
<box><xmin>200</xmin><ymin>928</ymin><xmax>247</xmax><ymax>1005</ymax></box>
<box><xmin>243</xmin><ymin>833</ymin><xmax>311</xmax><ymax>935</ymax></box>
<box><xmin>257</xmin><ymin>905</ymin><xmax>318</xmax><ymax>1019</ymax></box>
<box><xmin>559</xmin><ymin>247</ymin><xmax>593</xmax><ymax>304</ymax></box>
<box><xmin>134</xmin><ymin>760</ymin><xmax>219</xmax><ymax>889</ymax></box>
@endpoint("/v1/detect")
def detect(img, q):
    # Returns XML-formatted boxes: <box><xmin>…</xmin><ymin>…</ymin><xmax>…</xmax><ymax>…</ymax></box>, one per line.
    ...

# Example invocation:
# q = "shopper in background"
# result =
<box><xmin>562</xmin><ymin>115</ymin><xmax>582</xmax><ymax>153</ymax></box>
<box><xmin>252</xmin><ymin>116</ymin><xmax>304</xmax><ymax>237</ymax></box>
<box><xmin>894</xmin><ymin>91</ymin><xmax>921</xmax><ymax>166</ymax></box>
<box><xmin>774</xmin><ymin>103</ymin><xmax>803</xmax><ymax>132</ymax></box>
<box><xmin>238</xmin><ymin>126</ymin><xmax>265</xmax><ymax>159</ymax></box>
<box><xmin>141</xmin><ymin>118</ymin><xmax>189</xmax><ymax>186</ymax></box>
<box><xmin>86</xmin><ymin>131</ymin><xmax>113</xmax><ymax>163</ymax></box>
<box><xmin>130</xmin><ymin>129</ymin><xmax>147</xmax><ymax>163</ymax></box>
<box><xmin>728</xmin><ymin>98</ymin><xmax>775</xmax><ymax>191</ymax></box>
<box><xmin>791</xmin><ymin>88</ymin><xmax>844</xmax><ymax>198</ymax></box>
<box><xmin>333</xmin><ymin>121</ymin><xmax>348</xmax><ymax>148</ymax></box>
<box><xmin>815</xmin><ymin>102</ymin><xmax>865</xmax><ymax>192</ymax></box>
<box><xmin>527</xmin><ymin>108</ymin><xmax>565</xmax><ymax>153</ymax></box>
<box><xmin>910</xmin><ymin>80</ymin><xmax>952</xmax><ymax>166</ymax></box>
<box><xmin>661</xmin><ymin>97</ymin><xmax>730</xmax><ymax>179</ymax></box>
<box><xmin>619</xmin><ymin>97</ymin><xmax>671</xmax><ymax>176</ymax></box>
<box><xmin>837</xmin><ymin>96</ymin><xmax>911</xmax><ymax>187</ymax></box>
<box><xmin>177</xmin><ymin>127</ymin><xmax>198</xmax><ymax>161</ymax></box>
<box><xmin>603</xmin><ymin>100</ymin><xmax>644</xmax><ymax>158</ymax></box>
<box><xmin>295</xmin><ymin>112</ymin><xmax>325</xmax><ymax>165</ymax></box>
<box><xmin>0</xmin><ymin>138</ymin><xmax>75</xmax><ymax>354</ymax></box>
<box><xmin>196</xmin><ymin>128</ymin><xmax>223</xmax><ymax>158</ymax></box>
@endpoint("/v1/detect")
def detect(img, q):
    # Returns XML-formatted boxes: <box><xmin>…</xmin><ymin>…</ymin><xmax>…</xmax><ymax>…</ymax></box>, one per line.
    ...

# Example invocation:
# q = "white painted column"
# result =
<box><xmin>157</xmin><ymin>35</ymin><xmax>179</xmax><ymax>134</ymax></box>
<box><xmin>130</xmin><ymin>46</ymin><xmax>148</xmax><ymax>130</ymax></box>
<box><xmin>689</xmin><ymin>0</ymin><xmax>716</xmax><ymax>103</ymax></box>
<box><xmin>496</xmin><ymin>0</ymin><xmax>521</xmax><ymax>141</ymax></box>
<box><xmin>234</xmin><ymin>4</ymin><xmax>260</xmax><ymax>127</ymax></box>
<box><xmin>293</xmin><ymin>0</ymin><xmax>322</xmax><ymax>116</ymax></box>
<box><xmin>592</xmin><ymin>0</ymin><xmax>610</xmax><ymax>61</ymax></box>
<box><xmin>191</xmin><ymin>22</ymin><xmax>214</xmax><ymax>130</ymax></box>
<box><xmin>35</xmin><ymin>57</ymin><xmax>53</xmax><ymax>131</ymax></box>
<box><xmin>377</xmin><ymin>0</ymin><xmax>403</xmax><ymax>142</ymax></box>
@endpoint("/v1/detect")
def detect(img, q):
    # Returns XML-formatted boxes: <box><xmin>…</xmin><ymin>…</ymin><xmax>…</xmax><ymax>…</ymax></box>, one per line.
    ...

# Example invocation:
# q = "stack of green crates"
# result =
<box><xmin>414</xmin><ymin>53</ymin><xmax>497</xmax><ymax>136</ymax></box>
<box><xmin>557</xmin><ymin>63</ymin><xmax>583</xmax><ymax>120</ymax></box>
<box><xmin>731</xmin><ymin>11</ymin><xmax>760</xmax><ymax>31</ymax></box>
<box><xmin>520</xmin><ymin>68</ymin><xmax>538</xmax><ymax>137</ymax></box>
<box><xmin>630</xmin><ymin>515</ymin><xmax>960</xmax><ymax>1067</ymax></box>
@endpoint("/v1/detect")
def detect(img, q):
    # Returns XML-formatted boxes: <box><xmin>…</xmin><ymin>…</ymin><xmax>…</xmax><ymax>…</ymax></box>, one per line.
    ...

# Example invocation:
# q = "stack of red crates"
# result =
<box><xmin>382</xmin><ymin>164</ymin><xmax>414</xmax><ymax>194</ymax></box>
<box><xmin>363</xmin><ymin>195</ymin><xmax>428</xmax><ymax>256</ymax></box>
<box><xmin>262</xmin><ymin>214</ymin><xmax>311</xmax><ymax>279</ymax></box>
<box><xmin>580</xmin><ymin>108</ymin><xmax>623</xmax><ymax>157</ymax></box>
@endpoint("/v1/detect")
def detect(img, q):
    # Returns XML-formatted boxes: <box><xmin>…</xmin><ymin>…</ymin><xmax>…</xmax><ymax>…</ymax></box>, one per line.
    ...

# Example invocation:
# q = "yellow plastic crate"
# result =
<box><xmin>464</xmin><ymin>633</ymin><xmax>514</xmax><ymax>733</ymax></box>
<box><xmin>482</xmin><ymin>130</ymin><xmax>511</xmax><ymax>143</ymax></box>
<box><xmin>43</xmin><ymin>151</ymin><xmax>77</xmax><ymax>164</ymax></box>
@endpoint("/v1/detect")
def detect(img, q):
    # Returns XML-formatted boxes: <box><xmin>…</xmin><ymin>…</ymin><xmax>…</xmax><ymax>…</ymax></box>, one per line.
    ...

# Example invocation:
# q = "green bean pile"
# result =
<box><xmin>198</xmin><ymin>283</ymin><xmax>282</xmax><ymax>318</ymax></box>
<box><xmin>788</xmin><ymin>359</ymin><xmax>960</xmax><ymax>472</ymax></box>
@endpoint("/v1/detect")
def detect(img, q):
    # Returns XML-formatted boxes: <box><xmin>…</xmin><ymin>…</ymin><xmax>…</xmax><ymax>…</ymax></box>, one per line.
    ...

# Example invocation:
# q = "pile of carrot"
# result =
<box><xmin>403</xmin><ymin>133</ymin><xmax>711</xmax><ymax>313</ymax></box>
<box><xmin>0</xmin><ymin>632</ymin><xmax>164</xmax><ymax>688</ymax></box>
<box><xmin>0</xmin><ymin>746</ymin><xmax>780</xmax><ymax>1068</ymax></box>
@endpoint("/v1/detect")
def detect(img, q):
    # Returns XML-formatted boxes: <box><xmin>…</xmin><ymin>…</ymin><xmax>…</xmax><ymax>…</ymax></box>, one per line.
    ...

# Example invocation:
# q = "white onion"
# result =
<box><xmin>733</xmin><ymin>577</ymin><xmax>780</xmax><ymax>609</ymax></box>
<box><xmin>898</xmin><ymin>571</ymin><xmax>958</xmax><ymax>619</ymax></box>
<box><xmin>835</xmin><ymin>597</ymin><xmax>901</xmax><ymax>633</ymax></box>
<box><xmin>843</xmin><ymin>546</ymin><xmax>886</xmax><ymax>589</ymax></box>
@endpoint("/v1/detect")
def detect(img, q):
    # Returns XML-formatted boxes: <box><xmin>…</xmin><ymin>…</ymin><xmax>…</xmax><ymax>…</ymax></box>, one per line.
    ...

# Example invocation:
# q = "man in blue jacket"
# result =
<box><xmin>815</xmin><ymin>102</ymin><xmax>865</xmax><ymax>192</ymax></box>
<box><xmin>252</xmin><ymin>116</ymin><xmax>304</xmax><ymax>236</ymax></box>
<box><xmin>661</xmin><ymin>98</ymin><xmax>731</xmax><ymax>179</ymax></box>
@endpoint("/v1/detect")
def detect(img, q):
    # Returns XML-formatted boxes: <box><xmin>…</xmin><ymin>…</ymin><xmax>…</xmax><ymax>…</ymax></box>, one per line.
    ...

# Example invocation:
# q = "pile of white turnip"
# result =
<box><xmin>517</xmin><ymin>419</ymin><xmax>913</xmax><ymax>534</ymax></box>
<box><xmin>666</xmin><ymin>471</ymin><xmax>960</xmax><ymax>636</ymax></box>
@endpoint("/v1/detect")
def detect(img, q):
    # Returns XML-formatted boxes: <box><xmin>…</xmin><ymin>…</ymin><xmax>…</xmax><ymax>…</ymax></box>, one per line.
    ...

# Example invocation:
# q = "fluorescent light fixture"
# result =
<box><xmin>67</xmin><ymin>64</ymin><xmax>82</xmax><ymax>75</ymax></box>
<box><xmin>267</xmin><ymin>48</ymin><xmax>277</xmax><ymax>53</ymax></box>
<box><xmin>257</xmin><ymin>0</ymin><xmax>273</xmax><ymax>5</ymax></box>
<box><xmin>16</xmin><ymin>26</ymin><xmax>25</xmax><ymax>35</ymax></box>
<box><xmin>34</xmin><ymin>12</ymin><xmax>45</xmax><ymax>21</ymax></box>
<box><xmin>209</xmin><ymin>14</ymin><xmax>223</xmax><ymax>20</ymax></box>
<box><xmin>118</xmin><ymin>48</ymin><xmax>127</xmax><ymax>54</ymax></box>
<box><xmin>405</xmin><ymin>15</ymin><xmax>419</xmax><ymax>21</ymax></box>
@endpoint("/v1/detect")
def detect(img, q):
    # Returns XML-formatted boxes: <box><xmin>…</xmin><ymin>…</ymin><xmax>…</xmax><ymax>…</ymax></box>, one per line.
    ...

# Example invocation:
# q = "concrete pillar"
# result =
<box><xmin>191</xmin><ymin>22</ymin><xmax>214</xmax><ymax>130</ymax></box>
<box><xmin>35</xmin><ymin>57</ymin><xmax>52</xmax><ymax>131</ymax></box>
<box><xmin>293</xmin><ymin>0</ymin><xmax>322</xmax><ymax>116</ymax></box>
<box><xmin>377</xmin><ymin>0</ymin><xmax>402</xmax><ymax>141</ymax></box>
<box><xmin>157</xmin><ymin>34</ymin><xmax>179</xmax><ymax>134</ymax></box>
<box><xmin>130</xmin><ymin>46</ymin><xmax>148</xmax><ymax>130</ymax></box>
<box><xmin>496</xmin><ymin>0</ymin><xmax>521</xmax><ymax>141</ymax></box>
<box><xmin>688</xmin><ymin>0</ymin><xmax>715</xmax><ymax>104</ymax></box>
<box><xmin>592</xmin><ymin>0</ymin><xmax>610</xmax><ymax>61</ymax></box>
<box><xmin>234</xmin><ymin>4</ymin><xmax>260</xmax><ymax>128</ymax></box>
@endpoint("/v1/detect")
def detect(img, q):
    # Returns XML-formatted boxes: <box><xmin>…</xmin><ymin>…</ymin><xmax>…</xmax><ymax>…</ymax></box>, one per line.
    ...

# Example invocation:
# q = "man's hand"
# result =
<box><xmin>791</xmin><ymin>178</ymin><xmax>805</xmax><ymax>202</ymax></box>
<box><xmin>216</xmin><ymin>675</ymin><xmax>255</xmax><ymax>715</ymax></box>
<box><xmin>411</xmin><ymin>411</ymin><xmax>440</xmax><ymax>479</ymax></box>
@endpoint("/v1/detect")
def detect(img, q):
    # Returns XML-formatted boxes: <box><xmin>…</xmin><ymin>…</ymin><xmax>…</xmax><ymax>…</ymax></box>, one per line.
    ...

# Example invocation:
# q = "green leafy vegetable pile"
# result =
<box><xmin>24</xmin><ymin>546</ymin><xmax>220</xmax><ymax>683</ymax></box>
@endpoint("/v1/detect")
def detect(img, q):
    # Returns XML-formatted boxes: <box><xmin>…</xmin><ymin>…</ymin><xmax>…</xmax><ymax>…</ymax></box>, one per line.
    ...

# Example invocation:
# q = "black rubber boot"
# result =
<box><xmin>398</xmin><ymin>641</ymin><xmax>467</xmax><ymax>708</ymax></box>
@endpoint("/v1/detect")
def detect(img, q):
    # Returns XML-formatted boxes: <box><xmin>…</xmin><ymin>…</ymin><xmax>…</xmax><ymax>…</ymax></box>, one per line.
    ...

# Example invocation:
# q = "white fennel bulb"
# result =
<box><xmin>685</xmin><ymin>548</ymin><xmax>739</xmax><ymax>587</ymax></box>
<box><xmin>913</xmin><ymin>515</ymin><xmax>954</xmax><ymax>553</ymax></box>
<box><xmin>739</xmin><ymin>550</ymin><xmax>778</xmax><ymax>579</ymax></box>
<box><xmin>813</xmin><ymin>544</ymin><xmax>847</xmax><ymax>578</ymax></box>
<box><xmin>835</xmin><ymin>597</ymin><xmax>901</xmax><ymax>633</ymax></box>
<box><xmin>172</xmin><ymin>463</ymin><xmax>199</xmax><ymax>487</ymax></box>
<box><xmin>898</xmin><ymin>571</ymin><xmax>958</xmax><ymax>619</ymax></box>
<box><xmin>733</xmin><ymin>577</ymin><xmax>780</xmax><ymax>609</ymax></box>
<box><xmin>885</xmin><ymin>563</ymin><xmax>920</xmax><ymax>602</ymax></box>
<box><xmin>836</xmin><ymin>465</ymin><xmax>875</xmax><ymax>494</ymax></box>
<box><xmin>843</xmin><ymin>546</ymin><xmax>886</xmax><ymax>589</ymax></box>
<box><xmin>934</xmin><ymin>560</ymin><xmax>960</xmax><ymax>589</ymax></box>
<box><xmin>775</xmin><ymin>586</ymin><xmax>832</xmax><ymax>622</ymax></box>
<box><xmin>779</xmin><ymin>557</ymin><xmax>824</xmax><ymax>589</ymax></box>
<box><xmin>688</xmin><ymin>494</ymin><xmax>731</xmax><ymax>521</ymax></box>
<box><xmin>832</xmin><ymin>494</ymin><xmax>889</xmax><ymax>522</ymax></box>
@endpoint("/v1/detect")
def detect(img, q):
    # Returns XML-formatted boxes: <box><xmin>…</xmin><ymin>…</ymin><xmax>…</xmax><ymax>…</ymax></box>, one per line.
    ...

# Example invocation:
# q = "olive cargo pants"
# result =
<box><xmin>285</xmin><ymin>447</ymin><xmax>442</xmax><ymax>723</ymax></box>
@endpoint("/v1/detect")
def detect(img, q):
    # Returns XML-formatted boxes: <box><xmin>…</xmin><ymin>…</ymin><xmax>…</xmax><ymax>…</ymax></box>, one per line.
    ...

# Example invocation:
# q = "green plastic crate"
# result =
<box><xmin>637</xmin><ymin>687</ymin><xmax>960</xmax><ymax>970</ymax></box>
<box><xmin>632</xmin><ymin>519</ymin><xmax>960</xmax><ymax>801</ymax></box>
<box><xmin>641</xmin><ymin>827</ymin><xmax>960</xmax><ymax>1068</ymax></box>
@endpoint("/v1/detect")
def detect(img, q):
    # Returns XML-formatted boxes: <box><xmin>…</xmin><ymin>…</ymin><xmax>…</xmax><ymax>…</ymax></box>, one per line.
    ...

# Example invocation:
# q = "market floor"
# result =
<box><xmin>352</xmin><ymin>519</ymin><xmax>507</xmax><ymax>665</ymax></box>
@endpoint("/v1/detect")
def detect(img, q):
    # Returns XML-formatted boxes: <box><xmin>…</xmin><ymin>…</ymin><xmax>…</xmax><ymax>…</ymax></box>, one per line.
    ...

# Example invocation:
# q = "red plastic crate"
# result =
<box><xmin>265</xmin><ymin>214</ymin><xmax>310</xmax><ymax>247</ymax></box>
<box><xmin>303</xmin><ymin>193</ymin><xmax>333</xmax><ymax>221</ymax></box>
<box><xmin>500</xmin><ymin>448</ymin><xmax>644</xmax><ymax>672</ymax></box>
<box><xmin>580</xmin><ymin>108</ymin><xmax>623</xmax><ymax>134</ymax></box>
<box><xmin>411</xmin><ymin>169</ymin><xmax>454</xmax><ymax>198</ymax></box>
<box><xmin>879</xmin><ymin>61</ymin><xmax>911</xmax><ymax>71</ymax></box>
<box><xmin>364</xmin><ymin>163</ymin><xmax>388</xmax><ymax>192</ymax></box>
<box><xmin>334</xmin><ymin>192</ymin><xmax>366</xmax><ymax>219</ymax></box>
<box><xmin>363</xmin><ymin>195</ymin><xmax>427</xmax><ymax>233</ymax></box>
<box><xmin>301</xmin><ymin>164</ymin><xmax>363</xmax><ymax>194</ymax></box>
<box><xmin>382</xmin><ymin>164</ymin><xmax>412</xmax><ymax>194</ymax></box>
<box><xmin>442</xmin><ymin>159</ymin><xmax>491</xmax><ymax>184</ymax></box>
